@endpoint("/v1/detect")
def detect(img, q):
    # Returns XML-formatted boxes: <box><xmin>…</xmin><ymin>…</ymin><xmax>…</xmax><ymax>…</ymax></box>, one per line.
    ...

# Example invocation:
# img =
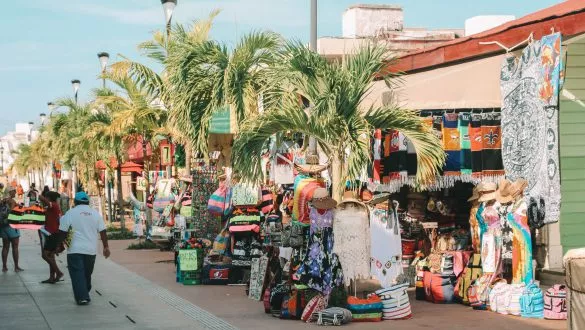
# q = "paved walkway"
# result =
<box><xmin>0</xmin><ymin>231</ymin><xmax>237</xmax><ymax>330</ymax></box>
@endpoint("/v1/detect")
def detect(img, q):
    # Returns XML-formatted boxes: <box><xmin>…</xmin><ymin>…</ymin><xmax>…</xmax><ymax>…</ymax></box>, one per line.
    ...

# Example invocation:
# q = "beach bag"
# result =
<box><xmin>488</xmin><ymin>279</ymin><xmax>510</xmax><ymax>314</ymax></box>
<box><xmin>544</xmin><ymin>284</ymin><xmax>567</xmax><ymax>320</ymax></box>
<box><xmin>347</xmin><ymin>295</ymin><xmax>383</xmax><ymax>314</ymax></box>
<box><xmin>281</xmin><ymin>224</ymin><xmax>291</xmax><ymax>247</ymax></box>
<box><xmin>207</xmin><ymin>184</ymin><xmax>231</xmax><ymax>216</ymax></box>
<box><xmin>440</xmin><ymin>254</ymin><xmax>454</xmax><ymax>275</ymax></box>
<box><xmin>401</xmin><ymin>239</ymin><xmax>416</xmax><ymax>257</ymax></box>
<box><xmin>455</xmin><ymin>254</ymin><xmax>483</xmax><ymax>304</ymax></box>
<box><xmin>301</xmin><ymin>294</ymin><xmax>327</xmax><ymax>322</ymax></box>
<box><xmin>270</xmin><ymin>284</ymin><xmax>290</xmax><ymax>317</ymax></box>
<box><xmin>520</xmin><ymin>282</ymin><xmax>544</xmax><ymax>319</ymax></box>
<box><xmin>289</xmin><ymin>222</ymin><xmax>306</xmax><ymax>248</ymax></box>
<box><xmin>316</xmin><ymin>307</ymin><xmax>353</xmax><ymax>326</ymax></box>
<box><xmin>201</xmin><ymin>264</ymin><xmax>232</xmax><ymax>285</ymax></box>
<box><xmin>428</xmin><ymin>252</ymin><xmax>443</xmax><ymax>273</ymax></box>
<box><xmin>376</xmin><ymin>283</ymin><xmax>412</xmax><ymax>320</ymax></box>
<box><xmin>423</xmin><ymin>271</ymin><xmax>456</xmax><ymax>303</ymax></box>
<box><xmin>212</xmin><ymin>227</ymin><xmax>230</xmax><ymax>255</ymax></box>
<box><xmin>259</xmin><ymin>188</ymin><xmax>274</xmax><ymax>215</ymax></box>
<box><xmin>288</xmin><ymin>289</ymin><xmax>314</xmax><ymax>319</ymax></box>
<box><xmin>507</xmin><ymin>284</ymin><xmax>525</xmax><ymax>316</ymax></box>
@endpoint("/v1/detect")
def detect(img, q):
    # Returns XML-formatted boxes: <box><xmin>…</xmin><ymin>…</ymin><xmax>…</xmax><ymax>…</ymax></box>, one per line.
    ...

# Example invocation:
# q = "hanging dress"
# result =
<box><xmin>497</xmin><ymin>202</ymin><xmax>514</xmax><ymax>281</ymax></box>
<box><xmin>480</xmin><ymin>203</ymin><xmax>502</xmax><ymax>274</ymax></box>
<box><xmin>508</xmin><ymin>200</ymin><xmax>533</xmax><ymax>285</ymax></box>
<box><xmin>297</xmin><ymin>208</ymin><xmax>344</xmax><ymax>295</ymax></box>
<box><xmin>333</xmin><ymin>201</ymin><xmax>371</xmax><ymax>282</ymax></box>
<box><xmin>370</xmin><ymin>207</ymin><xmax>403</xmax><ymax>288</ymax></box>
<box><xmin>476</xmin><ymin>203</ymin><xmax>487</xmax><ymax>249</ymax></box>
<box><xmin>469</xmin><ymin>202</ymin><xmax>481</xmax><ymax>253</ymax></box>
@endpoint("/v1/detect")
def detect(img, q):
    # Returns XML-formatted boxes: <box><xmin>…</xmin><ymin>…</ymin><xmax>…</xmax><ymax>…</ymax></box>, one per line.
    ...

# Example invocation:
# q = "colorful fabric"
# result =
<box><xmin>372</xmin><ymin>129</ymin><xmax>382</xmax><ymax>183</ymax></box>
<box><xmin>370</xmin><ymin>208</ymin><xmax>403</xmax><ymax>288</ymax></box>
<box><xmin>497</xmin><ymin>202</ymin><xmax>514</xmax><ymax>281</ymax></box>
<box><xmin>481</xmin><ymin>112</ymin><xmax>505</xmax><ymax>180</ymax></box>
<box><xmin>469</xmin><ymin>202</ymin><xmax>481</xmax><ymax>253</ymax></box>
<box><xmin>500</xmin><ymin>33</ymin><xmax>563</xmax><ymax>224</ymax></box>
<box><xmin>469</xmin><ymin>113</ymin><xmax>484</xmax><ymax>178</ymax></box>
<box><xmin>292</xmin><ymin>175</ymin><xmax>325</xmax><ymax>224</ymax></box>
<box><xmin>442</xmin><ymin>113</ymin><xmax>461</xmax><ymax>176</ymax></box>
<box><xmin>382</xmin><ymin>130</ymin><xmax>408</xmax><ymax>184</ymax></box>
<box><xmin>459</xmin><ymin>112</ymin><xmax>472</xmax><ymax>176</ymax></box>
<box><xmin>508</xmin><ymin>200</ymin><xmax>533</xmax><ymax>285</ymax></box>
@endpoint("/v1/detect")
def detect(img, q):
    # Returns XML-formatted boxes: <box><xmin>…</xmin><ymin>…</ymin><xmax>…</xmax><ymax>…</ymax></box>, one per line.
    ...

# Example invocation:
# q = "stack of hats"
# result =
<box><xmin>346</xmin><ymin>295</ymin><xmax>383</xmax><ymax>322</ymax></box>
<box><xmin>376</xmin><ymin>282</ymin><xmax>412</xmax><ymax>320</ymax></box>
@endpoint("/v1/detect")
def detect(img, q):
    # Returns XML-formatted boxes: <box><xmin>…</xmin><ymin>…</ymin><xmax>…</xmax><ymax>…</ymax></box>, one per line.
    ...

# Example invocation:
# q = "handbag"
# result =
<box><xmin>289</xmin><ymin>222</ymin><xmax>306</xmax><ymax>248</ymax></box>
<box><xmin>208</xmin><ymin>183</ymin><xmax>231</xmax><ymax>216</ymax></box>
<box><xmin>316</xmin><ymin>307</ymin><xmax>353</xmax><ymax>326</ymax></box>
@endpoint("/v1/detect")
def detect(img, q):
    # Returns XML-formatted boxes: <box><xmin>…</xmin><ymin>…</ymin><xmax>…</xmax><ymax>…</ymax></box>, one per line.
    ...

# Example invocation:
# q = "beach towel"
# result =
<box><xmin>292</xmin><ymin>175</ymin><xmax>325</xmax><ymax>224</ymax></box>
<box><xmin>459</xmin><ymin>112</ymin><xmax>472</xmax><ymax>178</ymax></box>
<box><xmin>442</xmin><ymin>113</ymin><xmax>461</xmax><ymax>177</ymax></box>
<box><xmin>481</xmin><ymin>112</ymin><xmax>504</xmax><ymax>181</ymax></box>
<box><xmin>500</xmin><ymin>33</ymin><xmax>563</xmax><ymax>224</ymax></box>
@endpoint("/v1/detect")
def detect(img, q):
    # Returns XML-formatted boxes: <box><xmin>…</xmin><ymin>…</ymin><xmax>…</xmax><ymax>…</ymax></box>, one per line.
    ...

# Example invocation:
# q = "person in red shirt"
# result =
<box><xmin>39</xmin><ymin>191</ymin><xmax>64</xmax><ymax>283</ymax></box>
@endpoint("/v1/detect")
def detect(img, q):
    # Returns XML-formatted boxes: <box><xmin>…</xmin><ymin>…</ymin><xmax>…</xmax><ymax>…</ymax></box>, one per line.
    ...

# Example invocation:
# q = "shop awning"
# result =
<box><xmin>364</xmin><ymin>54</ymin><xmax>504</xmax><ymax>110</ymax></box>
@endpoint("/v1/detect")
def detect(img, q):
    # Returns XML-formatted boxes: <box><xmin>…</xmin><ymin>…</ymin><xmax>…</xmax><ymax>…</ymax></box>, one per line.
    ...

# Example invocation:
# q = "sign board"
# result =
<box><xmin>248</xmin><ymin>256</ymin><xmax>269</xmax><ymax>301</ymax></box>
<box><xmin>136</xmin><ymin>177</ymin><xmax>147</xmax><ymax>191</ymax></box>
<box><xmin>89</xmin><ymin>196</ymin><xmax>103</xmax><ymax>216</ymax></box>
<box><xmin>179</xmin><ymin>249</ymin><xmax>200</xmax><ymax>271</ymax></box>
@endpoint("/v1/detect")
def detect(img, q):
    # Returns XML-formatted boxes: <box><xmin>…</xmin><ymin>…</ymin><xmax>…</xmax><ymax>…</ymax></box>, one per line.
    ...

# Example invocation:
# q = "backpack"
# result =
<box><xmin>488</xmin><ymin>279</ymin><xmax>510</xmax><ymax>314</ymax></box>
<box><xmin>455</xmin><ymin>253</ymin><xmax>483</xmax><ymax>304</ymax></box>
<box><xmin>544</xmin><ymin>284</ymin><xmax>567</xmax><ymax>320</ymax></box>
<box><xmin>423</xmin><ymin>271</ymin><xmax>456</xmax><ymax>303</ymax></box>
<box><xmin>520</xmin><ymin>282</ymin><xmax>544</xmax><ymax>319</ymax></box>
<box><xmin>0</xmin><ymin>201</ymin><xmax>9</xmax><ymax>226</ymax></box>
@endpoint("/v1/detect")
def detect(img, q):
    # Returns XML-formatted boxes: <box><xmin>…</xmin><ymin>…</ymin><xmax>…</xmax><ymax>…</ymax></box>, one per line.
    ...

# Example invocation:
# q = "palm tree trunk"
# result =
<box><xmin>116</xmin><ymin>160</ymin><xmax>125</xmax><ymax>231</ymax></box>
<box><xmin>331</xmin><ymin>149</ymin><xmax>344</xmax><ymax>202</ymax></box>
<box><xmin>143</xmin><ymin>137</ymin><xmax>152</xmax><ymax>237</ymax></box>
<box><xmin>185</xmin><ymin>144</ymin><xmax>191</xmax><ymax>176</ymax></box>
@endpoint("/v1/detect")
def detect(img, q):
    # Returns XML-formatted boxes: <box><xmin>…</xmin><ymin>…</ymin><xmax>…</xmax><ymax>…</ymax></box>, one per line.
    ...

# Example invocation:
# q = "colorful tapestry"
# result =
<box><xmin>442</xmin><ymin>113</ymin><xmax>461</xmax><ymax>176</ymax></box>
<box><xmin>381</xmin><ymin>130</ymin><xmax>408</xmax><ymax>185</ymax></box>
<box><xmin>481</xmin><ymin>112</ymin><xmax>505</xmax><ymax>181</ymax></box>
<box><xmin>469</xmin><ymin>113</ymin><xmax>484</xmax><ymax>178</ymax></box>
<box><xmin>500</xmin><ymin>33</ymin><xmax>562</xmax><ymax>224</ymax></box>
<box><xmin>292</xmin><ymin>175</ymin><xmax>325</xmax><ymax>224</ymax></box>
<box><xmin>459</xmin><ymin>112</ymin><xmax>472</xmax><ymax>178</ymax></box>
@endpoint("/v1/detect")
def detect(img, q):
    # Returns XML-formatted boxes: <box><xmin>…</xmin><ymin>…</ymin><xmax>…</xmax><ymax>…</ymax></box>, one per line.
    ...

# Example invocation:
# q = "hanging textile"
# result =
<box><xmin>470</xmin><ymin>113</ymin><xmax>484</xmax><ymax>179</ymax></box>
<box><xmin>370</xmin><ymin>207</ymin><xmax>403</xmax><ymax>288</ymax></box>
<box><xmin>406</xmin><ymin>138</ymin><xmax>417</xmax><ymax>177</ymax></box>
<box><xmin>442</xmin><ymin>113</ymin><xmax>461</xmax><ymax>178</ymax></box>
<box><xmin>481</xmin><ymin>112</ymin><xmax>505</xmax><ymax>181</ymax></box>
<box><xmin>459</xmin><ymin>112</ymin><xmax>472</xmax><ymax>178</ymax></box>
<box><xmin>382</xmin><ymin>130</ymin><xmax>408</xmax><ymax>184</ymax></box>
<box><xmin>372</xmin><ymin>129</ymin><xmax>382</xmax><ymax>183</ymax></box>
<box><xmin>333</xmin><ymin>200</ymin><xmax>371</xmax><ymax>282</ymax></box>
<box><xmin>508</xmin><ymin>200</ymin><xmax>533</xmax><ymax>285</ymax></box>
<box><xmin>500</xmin><ymin>33</ymin><xmax>563</xmax><ymax>224</ymax></box>
<box><xmin>292</xmin><ymin>175</ymin><xmax>326</xmax><ymax>224</ymax></box>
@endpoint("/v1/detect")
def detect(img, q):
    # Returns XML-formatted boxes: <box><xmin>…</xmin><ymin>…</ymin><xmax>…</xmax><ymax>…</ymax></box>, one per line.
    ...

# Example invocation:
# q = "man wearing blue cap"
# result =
<box><xmin>57</xmin><ymin>191</ymin><xmax>110</xmax><ymax>305</ymax></box>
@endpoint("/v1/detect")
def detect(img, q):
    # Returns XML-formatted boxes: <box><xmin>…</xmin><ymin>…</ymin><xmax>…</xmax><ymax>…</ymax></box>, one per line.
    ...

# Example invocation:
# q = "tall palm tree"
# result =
<box><xmin>109</xmin><ymin>11</ymin><xmax>219</xmax><ymax>172</ymax></box>
<box><xmin>95</xmin><ymin>74</ymin><xmax>168</xmax><ymax>233</ymax></box>
<box><xmin>165</xmin><ymin>29</ymin><xmax>282</xmax><ymax>158</ymax></box>
<box><xmin>232</xmin><ymin>43</ymin><xmax>446</xmax><ymax>200</ymax></box>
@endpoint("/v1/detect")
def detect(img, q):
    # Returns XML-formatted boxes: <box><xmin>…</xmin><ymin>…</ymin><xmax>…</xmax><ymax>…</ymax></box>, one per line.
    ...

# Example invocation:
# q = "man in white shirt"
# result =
<box><xmin>58</xmin><ymin>191</ymin><xmax>110</xmax><ymax>305</ymax></box>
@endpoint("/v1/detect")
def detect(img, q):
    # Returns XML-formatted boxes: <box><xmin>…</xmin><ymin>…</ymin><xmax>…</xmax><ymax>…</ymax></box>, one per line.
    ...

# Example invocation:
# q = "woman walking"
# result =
<box><xmin>1</xmin><ymin>187</ymin><xmax>23</xmax><ymax>272</ymax></box>
<box><xmin>39</xmin><ymin>191</ymin><xmax>64</xmax><ymax>283</ymax></box>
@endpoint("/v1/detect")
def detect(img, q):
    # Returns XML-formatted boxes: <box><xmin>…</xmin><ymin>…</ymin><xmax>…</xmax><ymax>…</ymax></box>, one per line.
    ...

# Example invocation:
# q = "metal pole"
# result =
<box><xmin>310</xmin><ymin>0</ymin><xmax>317</xmax><ymax>51</ymax></box>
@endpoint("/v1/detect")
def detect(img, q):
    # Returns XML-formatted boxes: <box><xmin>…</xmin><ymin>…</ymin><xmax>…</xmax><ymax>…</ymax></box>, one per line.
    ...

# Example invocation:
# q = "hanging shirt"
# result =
<box><xmin>370</xmin><ymin>208</ymin><xmax>402</xmax><ymax>288</ymax></box>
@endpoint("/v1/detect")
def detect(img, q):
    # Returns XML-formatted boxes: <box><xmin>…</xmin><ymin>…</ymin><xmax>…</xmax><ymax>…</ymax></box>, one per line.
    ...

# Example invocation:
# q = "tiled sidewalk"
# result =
<box><xmin>0</xmin><ymin>231</ymin><xmax>237</xmax><ymax>330</ymax></box>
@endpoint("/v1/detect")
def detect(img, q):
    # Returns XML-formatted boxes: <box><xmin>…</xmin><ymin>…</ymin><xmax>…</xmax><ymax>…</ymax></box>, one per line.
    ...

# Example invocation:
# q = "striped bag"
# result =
<box><xmin>506</xmin><ymin>283</ymin><xmax>525</xmax><ymax>316</ymax></box>
<box><xmin>259</xmin><ymin>188</ymin><xmax>274</xmax><ymax>215</ymax></box>
<box><xmin>376</xmin><ymin>283</ymin><xmax>412</xmax><ymax>320</ymax></box>
<box><xmin>520</xmin><ymin>282</ymin><xmax>544</xmax><ymax>319</ymax></box>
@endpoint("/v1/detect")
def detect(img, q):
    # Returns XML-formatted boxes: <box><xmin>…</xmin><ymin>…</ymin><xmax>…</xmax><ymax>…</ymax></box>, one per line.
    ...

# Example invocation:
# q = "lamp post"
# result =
<box><xmin>0</xmin><ymin>144</ymin><xmax>4</xmax><ymax>176</ymax></box>
<box><xmin>71</xmin><ymin>79</ymin><xmax>81</xmax><ymax>104</ymax></box>
<box><xmin>98</xmin><ymin>52</ymin><xmax>109</xmax><ymax>88</ymax></box>
<box><xmin>161</xmin><ymin>0</ymin><xmax>177</xmax><ymax>38</ymax></box>
<box><xmin>39</xmin><ymin>113</ymin><xmax>47</xmax><ymax>126</ymax></box>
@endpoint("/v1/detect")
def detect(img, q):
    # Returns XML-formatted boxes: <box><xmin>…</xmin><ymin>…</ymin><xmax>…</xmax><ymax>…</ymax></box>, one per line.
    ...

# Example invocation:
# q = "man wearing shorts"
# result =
<box><xmin>39</xmin><ymin>191</ymin><xmax>64</xmax><ymax>283</ymax></box>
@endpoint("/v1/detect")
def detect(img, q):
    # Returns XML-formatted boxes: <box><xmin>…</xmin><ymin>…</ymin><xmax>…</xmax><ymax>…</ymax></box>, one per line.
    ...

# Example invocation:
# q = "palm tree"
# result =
<box><xmin>232</xmin><ymin>43</ymin><xmax>446</xmax><ymax>200</ymax></box>
<box><xmin>95</xmin><ymin>74</ymin><xmax>168</xmax><ymax>234</ymax></box>
<box><xmin>164</xmin><ymin>29</ymin><xmax>282</xmax><ymax>159</ymax></box>
<box><xmin>109</xmin><ymin>11</ymin><xmax>219</xmax><ymax>173</ymax></box>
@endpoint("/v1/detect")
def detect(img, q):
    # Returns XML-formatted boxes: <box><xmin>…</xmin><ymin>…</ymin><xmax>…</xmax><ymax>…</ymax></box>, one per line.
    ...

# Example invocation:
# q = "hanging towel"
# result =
<box><xmin>459</xmin><ymin>112</ymin><xmax>472</xmax><ymax>179</ymax></box>
<box><xmin>292</xmin><ymin>175</ymin><xmax>325</xmax><ymax>224</ymax></box>
<box><xmin>481</xmin><ymin>112</ymin><xmax>505</xmax><ymax>181</ymax></box>
<box><xmin>442</xmin><ymin>113</ymin><xmax>461</xmax><ymax>177</ymax></box>
<box><xmin>470</xmin><ymin>113</ymin><xmax>483</xmax><ymax>179</ymax></box>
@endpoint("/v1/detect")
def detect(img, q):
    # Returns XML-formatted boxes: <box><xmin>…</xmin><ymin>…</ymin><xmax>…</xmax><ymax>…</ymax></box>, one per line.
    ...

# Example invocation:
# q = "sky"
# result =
<box><xmin>0</xmin><ymin>0</ymin><xmax>561</xmax><ymax>135</ymax></box>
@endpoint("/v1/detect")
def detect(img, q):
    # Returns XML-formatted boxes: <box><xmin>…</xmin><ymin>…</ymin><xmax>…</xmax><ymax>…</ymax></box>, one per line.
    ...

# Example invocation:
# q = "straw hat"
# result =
<box><xmin>478</xmin><ymin>182</ymin><xmax>497</xmax><ymax>202</ymax></box>
<box><xmin>468</xmin><ymin>183</ymin><xmax>483</xmax><ymax>202</ymax></box>
<box><xmin>311</xmin><ymin>187</ymin><xmax>337</xmax><ymax>210</ymax></box>
<box><xmin>367</xmin><ymin>193</ymin><xmax>391</xmax><ymax>205</ymax></box>
<box><xmin>294</xmin><ymin>155</ymin><xmax>328</xmax><ymax>174</ymax></box>
<box><xmin>510</xmin><ymin>179</ymin><xmax>528</xmax><ymax>198</ymax></box>
<box><xmin>495</xmin><ymin>179</ymin><xmax>513</xmax><ymax>204</ymax></box>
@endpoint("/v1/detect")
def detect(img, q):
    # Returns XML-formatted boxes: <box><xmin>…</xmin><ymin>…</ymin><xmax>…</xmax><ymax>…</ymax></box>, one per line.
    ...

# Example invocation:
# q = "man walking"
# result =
<box><xmin>58</xmin><ymin>191</ymin><xmax>110</xmax><ymax>305</ymax></box>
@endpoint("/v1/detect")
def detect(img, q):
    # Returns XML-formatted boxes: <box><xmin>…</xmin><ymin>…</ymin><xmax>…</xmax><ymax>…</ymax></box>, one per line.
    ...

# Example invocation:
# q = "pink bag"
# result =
<box><xmin>544</xmin><ymin>284</ymin><xmax>567</xmax><ymax>320</ymax></box>
<box><xmin>208</xmin><ymin>184</ymin><xmax>231</xmax><ymax>216</ymax></box>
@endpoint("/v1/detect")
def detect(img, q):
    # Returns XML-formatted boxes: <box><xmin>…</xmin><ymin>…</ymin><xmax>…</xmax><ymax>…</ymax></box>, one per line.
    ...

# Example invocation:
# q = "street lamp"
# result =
<box><xmin>98</xmin><ymin>52</ymin><xmax>109</xmax><ymax>88</ymax></box>
<box><xmin>47</xmin><ymin>102</ymin><xmax>56</xmax><ymax>113</ymax></box>
<box><xmin>161</xmin><ymin>0</ymin><xmax>177</xmax><ymax>38</ymax></box>
<box><xmin>28</xmin><ymin>121</ymin><xmax>34</xmax><ymax>142</ymax></box>
<box><xmin>39</xmin><ymin>113</ymin><xmax>47</xmax><ymax>126</ymax></box>
<box><xmin>71</xmin><ymin>79</ymin><xmax>81</xmax><ymax>104</ymax></box>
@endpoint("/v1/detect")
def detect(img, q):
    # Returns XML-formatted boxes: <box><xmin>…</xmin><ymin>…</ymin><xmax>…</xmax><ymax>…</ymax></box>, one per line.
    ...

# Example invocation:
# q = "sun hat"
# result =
<box><xmin>468</xmin><ymin>183</ymin><xmax>483</xmax><ymax>202</ymax></box>
<box><xmin>478</xmin><ymin>182</ymin><xmax>497</xmax><ymax>202</ymax></box>
<box><xmin>495</xmin><ymin>179</ymin><xmax>514</xmax><ymax>204</ymax></box>
<box><xmin>74</xmin><ymin>191</ymin><xmax>90</xmax><ymax>202</ymax></box>
<box><xmin>509</xmin><ymin>179</ymin><xmax>528</xmax><ymax>198</ymax></box>
<box><xmin>294</xmin><ymin>155</ymin><xmax>329</xmax><ymax>175</ymax></box>
<box><xmin>311</xmin><ymin>187</ymin><xmax>337</xmax><ymax>210</ymax></box>
<box><xmin>367</xmin><ymin>193</ymin><xmax>391</xmax><ymax>205</ymax></box>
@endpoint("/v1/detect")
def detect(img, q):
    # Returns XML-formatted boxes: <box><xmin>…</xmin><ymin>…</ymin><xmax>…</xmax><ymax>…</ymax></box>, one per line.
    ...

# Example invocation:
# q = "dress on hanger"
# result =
<box><xmin>370</xmin><ymin>207</ymin><xmax>403</xmax><ymax>288</ymax></box>
<box><xmin>508</xmin><ymin>200</ymin><xmax>533</xmax><ymax>285</ymax></box>
<box><xmin>333</xmin><ymin>202</ymin><xmax>371</xmax><ymax>282</ymax></box>
<box><xmin>481</xmin><ymin>203</ymin><xmax>502</xmax><ymax>274</ymax></box>
<box><xmin>297</xmin><ymin>207</ymin><xmax>344</xmax><ymax>295</ymax></box>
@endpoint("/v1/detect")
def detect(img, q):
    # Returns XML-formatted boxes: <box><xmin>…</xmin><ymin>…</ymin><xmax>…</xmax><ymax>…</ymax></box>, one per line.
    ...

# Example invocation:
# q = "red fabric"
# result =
<box><xmin>44</xmin><ymin>202</ymin><xmax>61</xmax><ymax>234</ymax></box>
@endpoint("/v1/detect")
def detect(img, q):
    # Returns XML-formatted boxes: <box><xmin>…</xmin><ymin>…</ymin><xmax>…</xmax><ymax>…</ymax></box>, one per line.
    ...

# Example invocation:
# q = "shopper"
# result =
<box><xmin>1</xmin><ymin>187</ymin><xmax>23</xmax><ymax>272</ymax></box>
<box><xmin>27</xmin><ymin>183</ymin><xmax>39</xmax><ymax>204</ymax></box>
<box><xmin>57</xmin><ymin>191</ymin><xmax>110</xmax><ymax>305</ymax></box>
<box><xmin>16</xmin><ymin>184</ymin><xmax>24</xmax><ymax>201</ymax></box>
<box><xmin>38</xmin><ymin>191</ymin><xmax>64</xmax><ymax>284</ymax></box>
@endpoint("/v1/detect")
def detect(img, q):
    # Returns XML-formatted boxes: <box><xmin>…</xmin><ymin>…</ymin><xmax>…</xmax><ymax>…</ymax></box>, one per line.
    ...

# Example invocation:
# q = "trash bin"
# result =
<box><xmin>563</xmin><ymin>248</ymin><xmax>585</xmax><ymax>330</ymax></box>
